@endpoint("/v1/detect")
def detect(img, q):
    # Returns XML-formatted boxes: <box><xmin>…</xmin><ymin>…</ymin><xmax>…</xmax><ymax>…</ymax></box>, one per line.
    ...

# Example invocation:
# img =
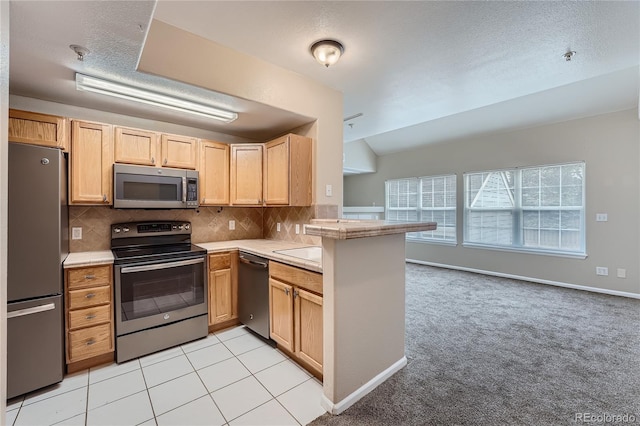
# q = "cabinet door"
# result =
<box><xmin>161</xmin><ymin>134</ymin><xmax>197</xmax><ymax>169</ymax></box>
<box><xmin>70</xmin><ymin>120</ymin><xmax>113</xmax><ymax>204</ymax></box>
<box><xmin>200</xmin><ymin>140</ymin><xmax>230</xmax><ymax>205</ymax></box>
<box><xmin>9</xmin><ymin>109</ymin><xmax>69</xmax><ymax>151</ymax></box>
<box><xmin>209</xmin><ymin>269</ymin><xmax>232</xmax><ymax>325</ymax></box>
<box><xmin>269</xmin><ymin>278</ymin><xmax>294</xmax><ymax>352</ymax></box>
<box><xmin>264</xmin><ymin>136</ymin><xmax>290</xmax><ymax>205</ymax></box>
<box><xmin>295</xmin><ymin>288</ymin><xmax>323</xmax><ymax>374</ymax></box>
<box><xmin>230</xmin><ymin>144</ymin><xmax>263</xmax><ymax>205</ymax></box>
<box><xmin>114</xmin><ymin>127</ymin><xmax>158</xmax><ymax>166</ymax></box>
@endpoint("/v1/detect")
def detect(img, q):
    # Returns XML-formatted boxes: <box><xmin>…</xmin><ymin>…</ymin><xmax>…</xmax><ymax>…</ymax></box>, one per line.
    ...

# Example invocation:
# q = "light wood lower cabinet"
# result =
<box><xmin>269</xmin><ymin>261</ymin><xmax>323</xmax><ymax>376</ymax></box>
<box><xmin>208</xmin><ymin>251</ymin><xmax>238</xmax><ymax>330</ymax></box>
<box><xmin>65</xmin><ymin>264</ymin><xmax>114</xmax><ymax>372</ymax></box>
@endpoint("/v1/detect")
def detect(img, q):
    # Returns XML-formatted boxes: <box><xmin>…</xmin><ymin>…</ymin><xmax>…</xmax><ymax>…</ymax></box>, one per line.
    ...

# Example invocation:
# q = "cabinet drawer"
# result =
<box><xmin>68</xmin><ymin>304</ymin><xmax>111</xmax><ymax>331</ymax></box>
<box><xmin>209</xmin><ymin>253</ymin><xmax>231</xmax><ymax>270</ymax></box>
<box><xmin>68</xmin><ymin>286</ymin><xmax>111</xmax><ymax>309</ymax></box>
<box><xmin>269</xmin><ymin>261</ymin><xmax>323</xmax><ymax>295</ymax></box>
<box><xmin>67</xmin><ymin>265</ymin><xmax>111</xmax><ymax>290</ymax></box>
<box><xmin>68</xmin><ymin>323</ymin><xmax>112</xmax><ymax>361</ymax></box>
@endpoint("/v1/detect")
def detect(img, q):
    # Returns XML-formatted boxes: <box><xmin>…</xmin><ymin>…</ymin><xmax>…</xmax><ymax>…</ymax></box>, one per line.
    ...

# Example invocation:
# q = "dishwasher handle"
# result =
<box><xmin>239</xmin><ymin>256</ymin><xmax>268</xmax><ymax>269</ymax></box>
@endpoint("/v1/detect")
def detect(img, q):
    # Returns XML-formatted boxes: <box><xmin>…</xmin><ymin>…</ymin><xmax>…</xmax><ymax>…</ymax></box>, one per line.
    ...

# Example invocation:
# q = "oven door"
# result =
<box><xmin>114</xmin><ymin>256</ymin><xmax>207</xmax><ymax>336</ymax></box>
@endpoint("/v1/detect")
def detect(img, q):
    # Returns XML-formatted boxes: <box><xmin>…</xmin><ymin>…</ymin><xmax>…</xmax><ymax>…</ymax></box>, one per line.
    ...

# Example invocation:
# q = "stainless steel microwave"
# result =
<box><xmin>113</xmin><ymin>164</ymin><xmax>199</xmax><ymax>209</ymax></box>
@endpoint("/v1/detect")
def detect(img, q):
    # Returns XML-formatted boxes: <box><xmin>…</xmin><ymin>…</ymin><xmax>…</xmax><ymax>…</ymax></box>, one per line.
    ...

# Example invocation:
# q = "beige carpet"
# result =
<box><xmin>310</xmin><ymin>263</ymin><xmax>640</xmax><ymax>425</ymax></box>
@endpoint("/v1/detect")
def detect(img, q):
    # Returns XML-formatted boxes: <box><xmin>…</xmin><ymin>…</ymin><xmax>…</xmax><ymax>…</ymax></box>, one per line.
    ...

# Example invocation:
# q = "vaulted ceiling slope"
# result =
<box><xmin>9</xmin><ymin>1</ymin><xmax>640</xmax><ymax>154</ymax></box>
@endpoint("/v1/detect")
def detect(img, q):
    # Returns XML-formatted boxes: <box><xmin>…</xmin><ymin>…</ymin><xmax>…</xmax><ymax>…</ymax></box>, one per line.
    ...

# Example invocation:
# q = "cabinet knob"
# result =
<box><xmin>85</xmin><ymin>314</ymin><xmax>96</xmax><ymax>320</ymax></box>
<box><xmin>85</xmin><ymin>293</ymin><xmax>96</xmax><ymax>299</ymax></box>
<box><xmin>84</xmin><ymin>274</ymin><xmax>96</xmax><ymax>280</ymax></box>
<box><xmin>163</xmin><ymin>158</ymin><xmax>168</xmax><ymax>165</ymax></box>
<box><xmin>294</xmin><ymin>290</ymin><xmax>299</xmax><ymax>299</ymax></box>
<box><xmin>102</xmin><ymin>194</ymin><xmax>107</xmax><ymax>202</ymax></box>
<box><xmin>86</xmin><ymin>338</ymin><xmax>96</xmax><ymax>346</ymax></box>
<box><xmin>151</xmin><ymin>157</ymin><xmax>155</xmax><ymax>165</ymax></box>
<box><xmin>284</xmin><ymin>288</ymin><xmax>290</xmax><ymax>296</ymax></box>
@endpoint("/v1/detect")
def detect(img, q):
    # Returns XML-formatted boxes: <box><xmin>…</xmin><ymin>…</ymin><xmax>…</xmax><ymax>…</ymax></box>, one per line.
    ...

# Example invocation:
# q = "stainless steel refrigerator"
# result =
<box><xmin>7</xmin><ymin>142</ymin><xmax>68</xmax><ymax>399</ymax></box>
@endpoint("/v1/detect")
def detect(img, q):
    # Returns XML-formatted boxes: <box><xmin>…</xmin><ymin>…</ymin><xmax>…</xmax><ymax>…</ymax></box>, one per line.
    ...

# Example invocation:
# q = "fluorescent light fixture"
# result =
<box><xmin>75</xmin><ymin>73</ymin><xmax>238</xmax><ymax>123</ymax></box>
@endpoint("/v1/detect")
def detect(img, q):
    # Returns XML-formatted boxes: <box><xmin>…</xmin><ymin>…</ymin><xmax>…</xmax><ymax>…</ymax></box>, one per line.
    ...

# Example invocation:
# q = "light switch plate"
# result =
<box><xmin>229</xmin><ymin>220</ymin><xmax>235</xmax><ymax>231</ymax></box>
<box><xmin>617</xmin><ymin>268</ymin><xmax>626</xmax><ymax>278</ymax></box>
<box><xmin>277</xmin><ymin>223</ymin><xmax>281</xmax><ymax>232</ymax></box>
<box><xmin>72</xmin><ymin>227</ymin><xmax>82</xmax><ymax>240</ymax></box>
<box><xmin>596</xmin><ymin>213</ymin><xmax>608</xmax><ymax>222</ymax></box>
<box><xmin>326</xmin><ymin>184</ymin><xmax>333</xmax><ymax>197</ymax></box>
<box><xmin>596</xmin><ymin>267</ymin><xmax>608</xmax><ymax>276</ymax></box>
<box><xmin>295</xmin><ymin>224</ymin><xmax>300</xmax><ymax>234</ymax></box>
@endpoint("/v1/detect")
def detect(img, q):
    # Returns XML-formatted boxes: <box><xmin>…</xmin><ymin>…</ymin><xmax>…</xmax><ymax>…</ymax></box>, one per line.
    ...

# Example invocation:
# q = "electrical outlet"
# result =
<box><xmin>617</xmin><ymin>268</ymin><xmax>626</xmax><ymax>278</ymax></box>
<box><xmin>326</xmin><ymin>184</ymin><xmax>333</xmax><ymax>197</ymax></box>
<box><xmin>72</xmin><ymin>227</ymin><xmax>82</xmax><ymax>240</ymax></box>
<box><xmin>229</xmin><ymin>220</ymin><xmax>235</xmax><ymax>231</ymax></box>
<box><xmin>596</xmin><ymin>267</ymin><xmax>609</xmax><ymax>276</ymax></box>
<box><xmin>295</xmin><ymin>224</ymin><xmax>300</xmax><ymax>235</ymax></box>
<box><xmin>596</xmin><ymin>213</ymin><xmax>608</xmax><ymax>222</ymax></box>
<box><xmin>277</xmin><ymin>223</ymin><xmax>281</xmax><ymax>232</ymax></box>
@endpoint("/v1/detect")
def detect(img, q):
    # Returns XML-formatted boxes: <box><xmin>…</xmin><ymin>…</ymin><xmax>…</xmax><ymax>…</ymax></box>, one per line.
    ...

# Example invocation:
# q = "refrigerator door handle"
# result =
<box><xmin>7</xmin><ymin>302</ymin><xmax>56</xmax><ymax>319</ymax></box>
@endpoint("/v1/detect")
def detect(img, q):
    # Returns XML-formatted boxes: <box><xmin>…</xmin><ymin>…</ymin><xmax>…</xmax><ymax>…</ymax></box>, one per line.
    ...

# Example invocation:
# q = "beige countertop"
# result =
<box><xmin>197</xmin><ymin>239</ymin><xmax>322</xmax><ymax>273</ymax></box>
<box><xmin>64</xmin><ymin>250</ymin><xmax>114</xmax><ymax>268</ymax></box>
<box><xmin>64</xmin><ymin>240</ymin><xmax>322</xmax><ymax>273</ymax></box>
<box><xmin>304</xmin><ymin>219</ymin><xmax>437</xmax><ymax>240</ymax></box>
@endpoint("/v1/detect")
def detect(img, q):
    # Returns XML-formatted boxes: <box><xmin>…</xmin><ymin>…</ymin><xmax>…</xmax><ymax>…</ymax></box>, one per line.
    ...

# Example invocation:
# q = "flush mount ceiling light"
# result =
<box><xmin>563</xmin><ymin>50</ymin><xmax>576</xmax><ymax>61</ymax></box>
<box><xmin>75</xmin><ymin>73</ymin><xmax>238</xmax><ymax>123</ymax></box>
<box><xmin>310</xmin><ymin>39</ymin><xmax>344</xmax><ymax>68</ymax></box>
<box><xmin>69</xmin><ymin>45</ymin><xmax>90</xmax><ymax>61</ymax></box>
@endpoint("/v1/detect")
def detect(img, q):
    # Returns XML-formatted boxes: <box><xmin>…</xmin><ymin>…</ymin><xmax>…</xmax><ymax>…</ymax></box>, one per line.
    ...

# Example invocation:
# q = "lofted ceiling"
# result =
<box><xmin>8</xmin><ymin>1</ymin><xmax>640</xmax><ymax>155</ymax></box>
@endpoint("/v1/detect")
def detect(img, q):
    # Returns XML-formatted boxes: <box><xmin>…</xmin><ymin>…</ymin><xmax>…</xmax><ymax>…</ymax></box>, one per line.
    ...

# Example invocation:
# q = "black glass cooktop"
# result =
<box><xmin>112</xmin><ymin>243</ymin><xmax>206</xmax><ymax>264</ymax></box>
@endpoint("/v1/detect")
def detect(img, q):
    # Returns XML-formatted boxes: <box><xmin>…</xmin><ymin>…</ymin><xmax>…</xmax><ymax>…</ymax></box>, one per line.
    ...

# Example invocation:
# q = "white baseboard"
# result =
<box><xmin>407</xmin><ymin>259</ymin><xmax>640</xmax><ymax>300</ymax></box>
<box><xmin>321</xmin><ymin>356</ymin><xmax>408</xmax><ymax>415</ymax></box>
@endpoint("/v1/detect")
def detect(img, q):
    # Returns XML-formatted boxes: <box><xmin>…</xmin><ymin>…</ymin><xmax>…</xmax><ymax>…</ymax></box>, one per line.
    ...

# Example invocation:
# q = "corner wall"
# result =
<box><xmin>0</xmin><ymin>0</ymin><xmax>8</xmax><ymax>410</ymax></box>
<box><xmin>344</xmin><ymin>109</ymin><xmax>640</xmax><ymax>295</ymax></box>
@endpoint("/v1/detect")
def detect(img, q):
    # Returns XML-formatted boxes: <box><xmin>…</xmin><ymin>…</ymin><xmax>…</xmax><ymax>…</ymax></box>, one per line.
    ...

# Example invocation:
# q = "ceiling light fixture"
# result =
<box><xmin>75</xmin><ymin>73</ymin><xmax>238</xmax><ymax>123</ymax></box>
<box><xmin>69</xmin><ymin>45</ymin><xmax>90</xmax><ymax>61</ymax></box>
<box><xmin>310</xmin><ymin>39</ymin><xmax>344</xmax><ymax>68</ymax></box>
<box><xmin>563</xmin><ymin>50</ymin><xmax>576</xmax><ymax>61</ymax></box>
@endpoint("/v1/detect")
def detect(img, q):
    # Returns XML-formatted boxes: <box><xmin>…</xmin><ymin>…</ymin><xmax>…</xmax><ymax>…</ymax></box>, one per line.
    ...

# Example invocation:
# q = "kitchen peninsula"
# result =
<box><xmin>304</xmin><ymin>219</ymin><xmax>437</xmax><ymax>414</ymax></box>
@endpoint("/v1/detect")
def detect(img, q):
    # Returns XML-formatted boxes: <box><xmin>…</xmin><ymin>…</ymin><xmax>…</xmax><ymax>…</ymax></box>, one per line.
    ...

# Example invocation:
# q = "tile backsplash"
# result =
<box><xmin>68</xmin><ymin>204</ymin><xmax>339</xmax><ymax>252</ymax></box>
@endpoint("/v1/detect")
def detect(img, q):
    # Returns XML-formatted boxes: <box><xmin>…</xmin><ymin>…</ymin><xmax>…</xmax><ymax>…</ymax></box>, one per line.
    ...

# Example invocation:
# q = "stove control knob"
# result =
<box><xmin>178</xmin><ymin>225</ymin><xmax>184</xmax><ymax>230</ymax></box>
<box><xmin>172</xmin><ymin>225</ymin><xmax>177</xmax><ymax>230</ymax></box>
<box><xmin>123</xmin><ymin>227</ymin><xmax>130</xmax><ymax>233</ymax></box>
<box><xmin>113</xmin><ymin>227</ymin><xmax>121</xmax><ymax>233</ymax></box>
<box><xmin>184</xmin><ymin>224</ymin><xmax>190</xmax><ymax>230</ymax></box>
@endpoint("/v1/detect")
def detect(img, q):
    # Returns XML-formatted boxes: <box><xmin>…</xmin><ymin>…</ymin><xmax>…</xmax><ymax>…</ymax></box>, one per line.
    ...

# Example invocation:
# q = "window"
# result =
<box><xmin>464</xmin><ymin>162</ymin><xmax>585</xmax><ymax>255</ymax></box>
<box><xmin>385</xmin><ymin>175</ymin><xmax>456</xmax><ymax>243</ymax></box>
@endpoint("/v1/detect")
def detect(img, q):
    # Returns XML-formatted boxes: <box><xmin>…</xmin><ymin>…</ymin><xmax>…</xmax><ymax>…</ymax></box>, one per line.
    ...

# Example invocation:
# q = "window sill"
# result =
<box><xmin>462</xmin><ymin>243</ymin><xmax>587</xmax><ymax>259</ymax></box>
<box><xmin>406</xmin><ymin>238</ymin><xmax>458</xmax><ymax>247</ymax></box>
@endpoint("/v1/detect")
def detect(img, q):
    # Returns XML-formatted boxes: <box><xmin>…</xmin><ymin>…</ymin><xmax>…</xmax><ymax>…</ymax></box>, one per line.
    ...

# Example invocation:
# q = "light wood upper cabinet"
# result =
<box><xmin>114</xmin><ymin>127</ymin><xmax>198</xmax><ymax>169</ymax></box>
<box><xmin>9</xmin><ymin>109</ymin><xmax>70</xmax><ymax>151</ymax></box>
<box><xmin>70</xmin><ymin>120</ymin><xmax>113</xmax><ymax>205</ymax></box>
<box><xmin>161</xmin><ymin>134</ymin><xmax>197</xmax><ymax>169</ymax></box>
<box><xmin>114</xmin><ymin>126</ymin><xmax>158</xmax><ymax>166</ymax></box>
<box><xmin>264</xmin><ymin>134</ymin><xmax>312</xmax><ymax>206</ymax></box>
<box><xmin>200</xmin><ymin>140</ymin><xmax>230</xmax><ymax>205</ymax></box>
<box><xmin>230</xmin><ymin>144</ymin><xmax>263</xmax><ymax>205</ymax></box>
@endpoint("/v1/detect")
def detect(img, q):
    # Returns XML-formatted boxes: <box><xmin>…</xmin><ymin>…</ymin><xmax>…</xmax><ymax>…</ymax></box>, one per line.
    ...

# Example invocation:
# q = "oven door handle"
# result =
<box><xmin>120</xmin><ymin>257</ymin><xmax>204</xmax><ymax>274</ymax></box>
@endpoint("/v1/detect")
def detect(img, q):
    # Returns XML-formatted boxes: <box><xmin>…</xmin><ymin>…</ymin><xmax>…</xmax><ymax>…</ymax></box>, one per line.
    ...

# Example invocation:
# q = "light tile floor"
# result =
<box><xmin>6</xmin><ymin>326</ymin><xmax>326</xmax><ymax>426</ymax></box>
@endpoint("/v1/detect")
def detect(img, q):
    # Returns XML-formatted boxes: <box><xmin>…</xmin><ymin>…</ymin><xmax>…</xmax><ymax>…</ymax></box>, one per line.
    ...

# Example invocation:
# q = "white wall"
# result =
<box><xmin>343</xmin><ymin>139</ymin><xmax>377</xmax><ymax>174</ymax></box>
<box><xmin>344</xmin><ymin>109</ymin><xmax>640</xmax><ymax>295</ymax></box>
<box><xmin>1</xmin><ymin>0</ymin><xmax>9</xmax><ymax>412</ymax></box>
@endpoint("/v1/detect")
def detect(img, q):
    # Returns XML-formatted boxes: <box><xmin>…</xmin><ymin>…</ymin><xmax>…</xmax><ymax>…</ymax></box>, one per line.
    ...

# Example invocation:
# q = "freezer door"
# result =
<box><xmin>8</xmin><ymin>143</ymin><xmax>67</xmax><ymax>301</ymax></box>
<box><xmin>7</xmin><ymin>295</ymin><xmax>65</xmax><ymax>399</ymax></box>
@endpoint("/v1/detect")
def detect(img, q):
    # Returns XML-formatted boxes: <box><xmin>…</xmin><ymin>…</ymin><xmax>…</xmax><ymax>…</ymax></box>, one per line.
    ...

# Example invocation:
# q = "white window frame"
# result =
<box><xmin>463</xmin><ymin>162</ymin><xmax>586</xmax><ymax>257</ymax></box>
<box><xmin>385</xmin><ymin>174</ymin><xmax>457</xmax><ymax>244</ymax></box>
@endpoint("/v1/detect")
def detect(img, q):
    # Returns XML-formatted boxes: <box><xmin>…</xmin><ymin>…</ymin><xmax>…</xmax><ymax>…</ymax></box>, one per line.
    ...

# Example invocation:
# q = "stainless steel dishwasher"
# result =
<box><xmin>238</xmin><ymin>252</ymin><xmax>271</xmax><ymax>340</ymax></box>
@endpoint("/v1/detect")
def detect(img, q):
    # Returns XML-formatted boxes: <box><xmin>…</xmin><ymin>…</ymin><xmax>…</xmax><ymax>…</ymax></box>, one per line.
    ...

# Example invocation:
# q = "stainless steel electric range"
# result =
<box><xmin>111</xmin><ymin>221</ymin><xmax>208</xmax><ymax>363</ymax></box>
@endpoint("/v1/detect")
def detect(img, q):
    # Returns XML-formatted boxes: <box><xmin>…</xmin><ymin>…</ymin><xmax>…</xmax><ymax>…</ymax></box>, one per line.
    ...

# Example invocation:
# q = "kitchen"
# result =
<box><xmin>1</xmin><ymin>2</ymin><xmax>441</xmax><ymax>424</ymax></box>
<box><xmin>2</xmin><ymin>1</ymin><xmax>639</xmax><ymax>425</ymax></box>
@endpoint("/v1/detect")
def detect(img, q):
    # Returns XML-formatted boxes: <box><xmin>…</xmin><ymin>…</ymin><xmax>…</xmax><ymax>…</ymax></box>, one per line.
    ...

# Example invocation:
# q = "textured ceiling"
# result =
<box><xmin>8</xmin><ymin>1</ymin><xmax>640</xmax><ymax>153</ymax></box>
